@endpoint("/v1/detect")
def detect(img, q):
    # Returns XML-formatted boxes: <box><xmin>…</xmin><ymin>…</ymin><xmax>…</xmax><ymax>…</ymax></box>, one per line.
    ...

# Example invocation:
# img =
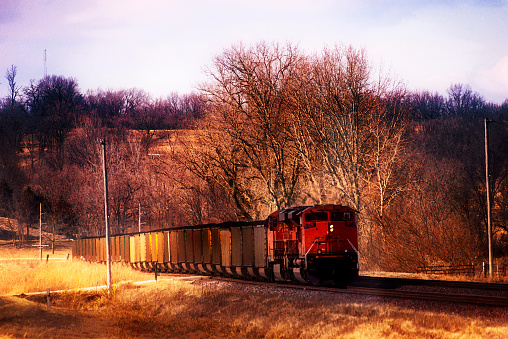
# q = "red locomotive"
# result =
<box><xmin>73</xmin><ymin>204</ymin><xmax>359</xmax><ymax>285</ymax></box>
<box><xmin>267</xmin><ymin>204</ymin><xmax>359</xmax><ymax>284</ymax></box>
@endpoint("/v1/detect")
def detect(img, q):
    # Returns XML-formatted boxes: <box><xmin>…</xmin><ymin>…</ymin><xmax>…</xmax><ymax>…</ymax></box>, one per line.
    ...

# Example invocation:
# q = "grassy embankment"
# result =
<box><xmin>0</xmin><ymin>242</ymin><xmax>154</xmax><ymax>295</ymax></box>
<box><xmin>1</xmin><ymin>244</ymin><xmax>507</xmax><ymax>338</ymax></box>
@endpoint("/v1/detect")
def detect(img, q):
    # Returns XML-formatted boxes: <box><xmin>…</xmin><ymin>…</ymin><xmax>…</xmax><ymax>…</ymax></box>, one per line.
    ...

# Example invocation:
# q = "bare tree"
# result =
<box><xmin>364</xmin><ymin>93</ymin><xmax>410</xmax><ymax>219</ymax></box>
<box><xmin>446</xmin><ymin>83</ymin><xmax>486</xmax><ymax>117</ymax></box>
<box><xmin>5</xmin><ymin>65</ymin><xmax>22</xmax><ymax>109</ymax></box>
<box><xmin>290</xmin><ymin>46</ymin><xmax>409</xmax><ymax>215</ymax></box>
<box><xmin>24</xmin><ymin>75</ymin><xmax>84</xmax><ymax>168</ymax></box>
<box><xmin>408</xmin><ymin>91</ymin><xmax>446</xmax><ymax>120</ymax></box>
<box><xmin>174</xmin><ymin>119</ymin><xmax>261</xmax><ymax>221</ymax></box>
<box><xmin>197</xmin><ymin>42</ymin><xmax>306</xmax><ymax>215</ymax></box>
<box><xmin>0</xmin><ymin>65</ymin><xmax>27</xmax><ymax>239</ymax></box>
<box><xmin>182</xmin><ymin>43</ymin><xmax>409</xmax><ymax>224</ymax></box>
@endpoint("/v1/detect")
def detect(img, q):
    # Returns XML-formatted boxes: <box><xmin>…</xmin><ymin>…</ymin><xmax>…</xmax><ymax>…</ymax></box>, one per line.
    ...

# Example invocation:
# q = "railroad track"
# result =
<box><xmin>353</xmin><ymin>275</ymin><xmax>508</xmax><ymax>292</ymax></box>
<box><xmin>204</xmin><ymin>275</ymin><xmax>508</xmax><ymax>307</ymax></box>
<box><xmin>344</xmin><ymin>286</ymin><xmax>508</xmax><ymax>307</ymax></box>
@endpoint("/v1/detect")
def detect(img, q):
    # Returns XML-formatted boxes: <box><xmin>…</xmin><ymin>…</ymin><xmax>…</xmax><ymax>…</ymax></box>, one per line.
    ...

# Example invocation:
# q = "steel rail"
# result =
<box><xmin>210</xmin><ymin>276</ymin><xmax>508</xmax><ymax>307</ymax></box>
<box><xmin>355</xmin><ymin>275</ymin><xmax>508</xmax><ymax>292</ymax></box>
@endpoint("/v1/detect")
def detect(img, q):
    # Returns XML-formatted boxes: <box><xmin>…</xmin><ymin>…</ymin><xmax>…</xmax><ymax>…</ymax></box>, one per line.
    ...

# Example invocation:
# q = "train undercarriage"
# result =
<box><xmin>129</xmin><ymin>251</ymin><xmax>358</xmax><ymax>286</ymax></box>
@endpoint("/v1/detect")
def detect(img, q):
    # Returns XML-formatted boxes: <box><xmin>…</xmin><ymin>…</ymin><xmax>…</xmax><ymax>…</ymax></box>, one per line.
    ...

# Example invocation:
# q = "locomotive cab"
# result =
<box><xmin>302</xmin><ymin>206</ymin><xmax>359</xmax><ymax>284</ymax></box>
<box><xmin>267</xmin><ymin>204</ymin><xmax>359</xmax><ymax>285</ymax></box>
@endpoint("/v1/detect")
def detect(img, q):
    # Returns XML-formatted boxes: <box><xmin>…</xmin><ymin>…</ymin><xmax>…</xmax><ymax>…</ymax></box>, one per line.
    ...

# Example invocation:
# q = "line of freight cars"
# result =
<box><xmin>72</xmin><ymin>204</ymin><xmax>359</xmax><ymax>284</ymax></box>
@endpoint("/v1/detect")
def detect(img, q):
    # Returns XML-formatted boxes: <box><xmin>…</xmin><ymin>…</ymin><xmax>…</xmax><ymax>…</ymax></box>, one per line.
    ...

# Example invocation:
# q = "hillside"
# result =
<box><xmin>0</xmin><ymin>216</ymin><xmax>68</xmax><ymax>245</ymax></box>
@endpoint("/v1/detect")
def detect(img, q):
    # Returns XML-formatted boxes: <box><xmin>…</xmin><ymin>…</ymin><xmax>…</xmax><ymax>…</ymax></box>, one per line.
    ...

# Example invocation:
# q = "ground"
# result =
<box><xmin>0</xmin><ymin>296</ymin><xmax>117</xmax><ymax>338</ymax></box>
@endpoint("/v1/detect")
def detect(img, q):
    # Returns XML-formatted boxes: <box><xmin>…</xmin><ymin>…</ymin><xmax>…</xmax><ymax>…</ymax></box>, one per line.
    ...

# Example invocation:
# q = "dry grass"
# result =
<box><xmin>0</xmin><ymin>260</ymin><xmax>155</xmax><ymax>295</ymax></box>
<box><xmin>0</xmin><ymin>244</ymin><xmax>155</xmax><ymax>295</ymax></box>
<box><xmin>1</xmin><ymin>245</ymin><xmax>508</xmax><ymax>338</ymax></box>
<box><xmin>0</xmin><ymin>240</ymin><xmax>71</xmax><ymax>259</ymax></box>
<box><xmin>362</xmin><ymin>269</ymin><xmax>508</xmax><ymax>284</ymax></box>
<box><xmin>16</xmin><ymin>280</ymin><xmax>508</xmax><ymax>338</ymax></box>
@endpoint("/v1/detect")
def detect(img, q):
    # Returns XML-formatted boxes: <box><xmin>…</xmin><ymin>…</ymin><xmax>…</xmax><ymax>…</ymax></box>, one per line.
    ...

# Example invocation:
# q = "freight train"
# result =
<box><xmin>72</xmin><ymin>204</ymin><xmax>359</xmax><ymax>285</ymax></box>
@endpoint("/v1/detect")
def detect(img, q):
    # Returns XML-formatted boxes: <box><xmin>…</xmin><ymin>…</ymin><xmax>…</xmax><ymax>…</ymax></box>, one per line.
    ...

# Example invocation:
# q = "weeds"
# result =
<box><xmin>2</xmin><ymin>246</ymin><xmax>508</xmax><ymax>338</ymax></box>
<box><xmin>0</xmin><ymin>260</ymin><xmax>154</xmax><ymax>295</ymax></box>
<box><xmin>0</xmin><ymin>244</ymin><xmax>155</xmax><ymax>295</ymax></box>
<box><xmin>9</xmin><ymin>275</ymin><xmax>508</xmax><ymax>338</ymax></box>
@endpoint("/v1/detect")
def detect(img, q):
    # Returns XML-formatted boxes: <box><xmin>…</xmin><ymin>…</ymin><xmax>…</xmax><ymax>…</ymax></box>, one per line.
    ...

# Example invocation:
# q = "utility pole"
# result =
<box><xmin>484</xmin><ymin>118</ymin><xmax>493</xmax><ymax>278</ymax></box>
<box><xmin>138</xmin><ymin>203</ymin><xmax>141</xmax><ymax>233</ymax></box>
<box><xmin>33</xmin><ymin>203</ymin><xmax>48</xmax><ymax>259</ymax></box>
<box><xmin>39</xmin><ymin>203</ymin><xmax>42</xmax><ymax>261</ymax></box>
<box><xmin>100</xmin><ymin>139</ymin><xmax>112</xmax><ymax>292</ymax></box>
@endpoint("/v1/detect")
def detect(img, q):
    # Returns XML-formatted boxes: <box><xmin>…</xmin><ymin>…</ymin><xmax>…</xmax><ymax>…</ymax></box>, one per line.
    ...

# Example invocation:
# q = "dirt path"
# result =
<box><xmin>0</xmin><ymin>296</ymin><xmax>119</xmax><ymax>338</ymax></box>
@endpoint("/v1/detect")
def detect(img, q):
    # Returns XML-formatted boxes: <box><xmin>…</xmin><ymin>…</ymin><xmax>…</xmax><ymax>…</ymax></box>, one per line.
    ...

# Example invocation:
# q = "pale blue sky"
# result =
<box><xmin>1</xmin><ymin>0</ymin><xmax>508</xmax><ymax>103</ymax></box>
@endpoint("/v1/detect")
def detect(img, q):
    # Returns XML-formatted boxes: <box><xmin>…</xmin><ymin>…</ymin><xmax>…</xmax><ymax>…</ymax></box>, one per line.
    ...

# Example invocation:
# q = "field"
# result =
<box><xmin>1</xmin><ymin>244</ymin><xmax>508</xmax><ymax>338</ymax></box>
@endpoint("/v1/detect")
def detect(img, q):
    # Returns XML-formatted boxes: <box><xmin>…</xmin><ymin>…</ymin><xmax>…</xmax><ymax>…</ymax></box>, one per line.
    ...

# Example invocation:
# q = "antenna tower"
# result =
<box><xmin>43</xmin><ymin>49</ymin><xmax>47</xmax><ymax>77</ymax></box>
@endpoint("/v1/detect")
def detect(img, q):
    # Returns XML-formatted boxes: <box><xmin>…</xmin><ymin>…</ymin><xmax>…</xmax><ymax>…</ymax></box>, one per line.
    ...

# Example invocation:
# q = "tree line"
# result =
<box><xmin>1</xmin><ymin>42</ymin><xmax>507</xmax><ymax>271</ymax></box>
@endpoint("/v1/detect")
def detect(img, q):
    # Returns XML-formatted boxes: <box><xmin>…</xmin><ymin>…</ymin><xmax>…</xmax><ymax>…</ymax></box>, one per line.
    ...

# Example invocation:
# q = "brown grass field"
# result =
<box><xmin>1</xmin><ymin>244</ymin><xmax>508</xmax><ymax>338</ymax></box>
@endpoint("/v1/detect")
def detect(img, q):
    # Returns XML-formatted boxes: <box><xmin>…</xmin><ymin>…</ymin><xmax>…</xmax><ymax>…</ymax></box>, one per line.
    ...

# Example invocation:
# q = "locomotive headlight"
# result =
<box><xmin>329</xmin><ymin>224</ymin><xmax>334</xmax><ymax>232</ymax></box>
<box><xmin>317</xmin><ymin>249</ymin><xmax>322</xmax><ymax>255</ymax></box>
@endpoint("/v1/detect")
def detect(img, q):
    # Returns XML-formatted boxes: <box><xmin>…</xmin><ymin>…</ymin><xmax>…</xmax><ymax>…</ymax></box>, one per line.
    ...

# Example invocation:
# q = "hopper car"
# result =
<box><xmin>72</xmin><ymin>204</ymin><xmax>359</xmax><ymax>284</ymax></box>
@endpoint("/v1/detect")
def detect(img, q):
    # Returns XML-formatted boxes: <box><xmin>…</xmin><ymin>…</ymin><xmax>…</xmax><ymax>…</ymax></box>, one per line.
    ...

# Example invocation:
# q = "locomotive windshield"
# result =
<box><xmin>331</xmin><ymin>211</ymin><xmax>353</xmax><ymax>221</ymax></box>
<box><xmin>304</xmin><ymin>212</ymin><xmax>328</xmax><ymax>221</ymax></box>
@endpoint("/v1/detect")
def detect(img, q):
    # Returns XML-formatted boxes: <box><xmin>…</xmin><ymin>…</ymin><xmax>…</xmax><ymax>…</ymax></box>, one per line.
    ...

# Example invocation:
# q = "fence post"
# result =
<box><xmin>46</xmin><ymin>288</ymin><xmax>51</xmax><ymax>308</ymax></box>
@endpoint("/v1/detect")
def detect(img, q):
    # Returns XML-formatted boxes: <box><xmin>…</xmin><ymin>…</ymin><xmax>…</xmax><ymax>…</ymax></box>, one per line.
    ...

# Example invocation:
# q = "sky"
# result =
<box><xmin>1</xmin><ymin>0</ymin><xmax>508</xmax><ymax>103</ymax></box>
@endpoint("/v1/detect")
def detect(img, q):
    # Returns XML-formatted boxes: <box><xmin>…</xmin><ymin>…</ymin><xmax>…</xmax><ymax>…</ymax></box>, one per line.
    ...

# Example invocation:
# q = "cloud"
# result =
<box><xmin>1</xmin><ymin>0</ymin><xmax>508</xmax><ymax>102</ymax></box>
<box><xmin>476</xmin><ymin>55</ymin><xmax>508</xmax><ymax>103</ymax></box>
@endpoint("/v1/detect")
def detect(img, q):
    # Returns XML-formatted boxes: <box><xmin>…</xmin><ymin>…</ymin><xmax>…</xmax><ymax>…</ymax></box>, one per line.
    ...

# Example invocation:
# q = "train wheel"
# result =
<box><xmin>332</xmin><ymin>266</ymin><xmax>351</xmax><ymax>289</ymax></box>
<box><xmin>307</xmin><ymin>270</ymin><xmax>322</xmax><ymax>286</ymax></box>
